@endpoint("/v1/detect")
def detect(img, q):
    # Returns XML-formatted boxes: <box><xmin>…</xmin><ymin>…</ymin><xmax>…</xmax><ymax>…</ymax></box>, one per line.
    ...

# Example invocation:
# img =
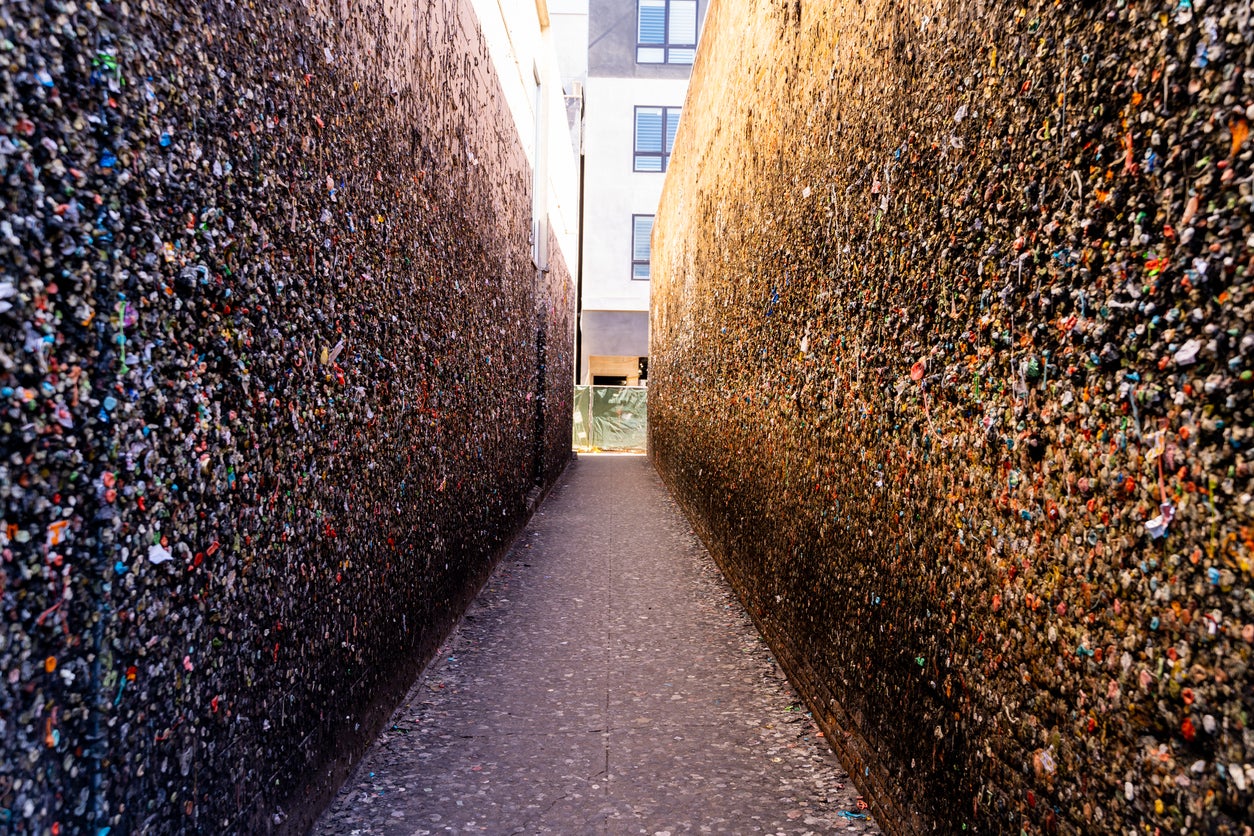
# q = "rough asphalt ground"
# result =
<box><xmin>312</xmin><ymin>455</ymin><xmax>880</xmax><ymax>835</ymax></box>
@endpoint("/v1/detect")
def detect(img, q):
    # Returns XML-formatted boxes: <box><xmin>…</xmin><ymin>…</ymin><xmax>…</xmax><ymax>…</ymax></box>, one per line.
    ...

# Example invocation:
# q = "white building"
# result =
<box><xmin>578</xmin><ymin>0</ymin><xmax>707</xmax><ymax>385</ymax></box>
<box><xmin>471</xmin><ymin>0</ymin><xmax>583</xmax><ymax>286</ymax></box>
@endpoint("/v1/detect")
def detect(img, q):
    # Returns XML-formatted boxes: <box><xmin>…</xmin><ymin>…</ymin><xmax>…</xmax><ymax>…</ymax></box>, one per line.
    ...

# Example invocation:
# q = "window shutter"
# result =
<box><xmin>665</xmin><ymin>109</ymin><xmax>681</xmax><ymax>153</ymax></box>
<box><xmin>633</xmin><ymin>217</ymin><xmax>654</xmax><ymax>262</ymax></box>
<box><xmin>638</xmin><ymin>0</ymin><xmax>666</xmax><ymax>44</ymax></box>
<box><xmin>668</xmin><ymin>0</ymin><xmax>697</xmax><ymax>45</ymax></box>
<box><xmin>636</xmin><ymin>108</ymin><xmax>664</xmax><ymax>152</ymax></box>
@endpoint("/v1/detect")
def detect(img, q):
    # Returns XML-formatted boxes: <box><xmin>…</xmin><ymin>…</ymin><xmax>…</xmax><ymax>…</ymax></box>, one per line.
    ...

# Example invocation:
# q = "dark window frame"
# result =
<box><xmin>633</xmin><ymin>106</ymin><xmax>682</xmax><ymax>172</ymax></box>
<box><xmin>636</xmin><ymin>0</ymin><xmax>698</xmax><ymax>65</ymax></box>
<box><xmin>631</xmin><ymin>214</ymin><xmax>654</xmax><ymax>281</ymax></box>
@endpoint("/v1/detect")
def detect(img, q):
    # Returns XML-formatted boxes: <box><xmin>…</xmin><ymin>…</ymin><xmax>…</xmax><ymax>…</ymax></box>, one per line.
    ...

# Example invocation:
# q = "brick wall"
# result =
<box><xmin>651</xmin><ymin>1</ymin><xmax>1254</xmax><ymax>832</ymax></box>
<box><xmin>0</xmin><ymin>0</ymin><xmax>573</xmax><ymax>831</ymax></box>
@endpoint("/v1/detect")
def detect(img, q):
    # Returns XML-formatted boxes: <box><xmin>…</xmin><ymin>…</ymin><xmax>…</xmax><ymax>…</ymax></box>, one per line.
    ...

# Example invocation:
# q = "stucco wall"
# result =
<box><xmin>580</xmin><ymin>311</ymin><xmax>649</xmax><ymax>381</ymax></box>
<box><xmin>472</xmin><ymin>0</ymin><xmax>581</xmax><ymax>263</ymax></box>
<box><xmin>651</xmin><ymin>1</ymin><xmax>1254</xmax><ymax>833</ymax></box>
<box><xmin>582</xmin><ymin>75</ymin><xmax>690</xmax><ymax>314</ymax></box>
<box><xmin>587</xmin><ymin>0</ymin><xmax>709</xmax><ymax>80</ymax></box>
<box><xmin>0</xmin><ymin>0</ymin><xmax>574</xmax><ymax>832</ymax></box>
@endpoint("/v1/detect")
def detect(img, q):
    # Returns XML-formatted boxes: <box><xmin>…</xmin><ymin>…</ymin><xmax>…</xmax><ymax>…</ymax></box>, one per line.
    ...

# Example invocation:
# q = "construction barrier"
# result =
<box><xmin>572</xmin><ymin>386</ymin><xmax>648</xmax><ymax>452</ymax></box>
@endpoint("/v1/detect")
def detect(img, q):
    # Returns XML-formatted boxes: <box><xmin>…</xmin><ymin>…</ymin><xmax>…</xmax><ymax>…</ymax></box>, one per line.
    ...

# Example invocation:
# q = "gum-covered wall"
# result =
<box><xmin>650</xmin><ymin>1</ymin><xmax>1254</xmax><ymax>832</ymax></box>
<box><xmin>0</xmin><ymin>0</ymin><xmax>574</xmax><ymax>832</ymax></box>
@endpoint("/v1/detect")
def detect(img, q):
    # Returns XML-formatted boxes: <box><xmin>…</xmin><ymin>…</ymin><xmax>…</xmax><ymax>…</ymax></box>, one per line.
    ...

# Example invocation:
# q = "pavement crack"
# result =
<box><xmin>516</xmin><ymin>789</ymin><xmax>572</xmax><ymax>831</ymax></box>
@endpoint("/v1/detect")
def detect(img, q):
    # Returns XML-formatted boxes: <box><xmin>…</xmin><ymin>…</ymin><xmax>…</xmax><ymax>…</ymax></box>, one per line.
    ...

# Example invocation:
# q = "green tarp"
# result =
<box><xmin>572</xmin><ymin>385</ymin><xmax>647</xmax><ymax>452</ymax></box>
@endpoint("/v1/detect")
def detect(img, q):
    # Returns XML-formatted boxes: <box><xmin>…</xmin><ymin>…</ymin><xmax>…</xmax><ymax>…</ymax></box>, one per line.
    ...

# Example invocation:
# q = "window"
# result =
<box><xmin>637</xmin><ymin>0</ymin><xmax>697</xmax><ymax>64</ymax></box>
<box><xmin>632</xmin><ymin>215</ymin><xmax>654</xmax><ymax>280</ymax></box>
<box><xmin>634</xmin><ymin>106</ymin><xmax>681</xmax><ymax>172</ymax></box>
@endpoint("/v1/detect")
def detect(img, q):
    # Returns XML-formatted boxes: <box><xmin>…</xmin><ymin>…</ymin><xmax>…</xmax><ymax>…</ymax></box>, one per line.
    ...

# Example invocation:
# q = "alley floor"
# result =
<box><xmin>312</xmin><ymin>455</ymin><xmax>879</xmax><ymax>835</ymax></box>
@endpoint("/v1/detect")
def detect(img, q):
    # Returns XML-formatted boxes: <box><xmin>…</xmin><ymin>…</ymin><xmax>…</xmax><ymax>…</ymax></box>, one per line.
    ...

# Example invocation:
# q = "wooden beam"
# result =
<box><xmin>534</xmin><ymin>0</ymin><xmax>550</xmax><ymax>28</ymax></box>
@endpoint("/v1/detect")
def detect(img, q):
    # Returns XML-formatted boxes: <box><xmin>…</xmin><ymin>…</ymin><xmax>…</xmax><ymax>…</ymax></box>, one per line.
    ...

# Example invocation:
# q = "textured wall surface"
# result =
<box><xmin>651</xmin><ymin>1</ymin><xmax>1254</xmax><ymax>833</ymax></box>
<box><xmin>0</xmin><ymin>0</ymin><xmax>573</xmax><ymax>832</ymax></box>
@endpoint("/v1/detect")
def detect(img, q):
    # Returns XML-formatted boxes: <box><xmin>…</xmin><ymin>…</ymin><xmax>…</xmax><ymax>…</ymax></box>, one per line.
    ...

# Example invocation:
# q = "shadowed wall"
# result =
<box><xmin>0</xmin><ymin>0</ymin><xmax>573</xmax><ymax>831</ymax></box>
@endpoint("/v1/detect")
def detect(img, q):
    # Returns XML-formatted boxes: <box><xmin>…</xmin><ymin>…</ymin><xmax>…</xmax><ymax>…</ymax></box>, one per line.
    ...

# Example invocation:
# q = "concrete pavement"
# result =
<box><xmin>312</xmin><ymin>455</ymin><xmax>878</xmax><ymax>835</ymax></box>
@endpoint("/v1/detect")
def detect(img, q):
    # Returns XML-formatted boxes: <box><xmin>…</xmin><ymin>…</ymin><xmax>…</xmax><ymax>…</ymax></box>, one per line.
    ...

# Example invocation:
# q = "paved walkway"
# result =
<box><xmin>313</xmin><ymin>455</ymin><xmax>879</xmax><ymax>835</ymax></box>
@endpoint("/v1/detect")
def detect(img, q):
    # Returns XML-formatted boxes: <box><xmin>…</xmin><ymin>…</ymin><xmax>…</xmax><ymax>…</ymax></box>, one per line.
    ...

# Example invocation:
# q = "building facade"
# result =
<box><xmin>472</xmin><ymin>0</ymin><xmax>582</xmax><ymax>287</ymax></box>
<box><xmin>579</xmin><ymin>0</ymin><xmax>708</xmax><ymax>385</ymax></box>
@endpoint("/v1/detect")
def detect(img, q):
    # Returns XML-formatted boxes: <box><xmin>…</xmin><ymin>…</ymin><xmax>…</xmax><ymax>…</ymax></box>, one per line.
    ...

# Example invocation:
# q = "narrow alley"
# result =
<box><xmin>2</xmin><ymin>0</ymin><xmax>1253</xmax><ymax>833</ymax></box>
<box><xmin>314</xmin><ymin>455</ymin><xmax>876</xmax><ymax>834</ymax></box>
